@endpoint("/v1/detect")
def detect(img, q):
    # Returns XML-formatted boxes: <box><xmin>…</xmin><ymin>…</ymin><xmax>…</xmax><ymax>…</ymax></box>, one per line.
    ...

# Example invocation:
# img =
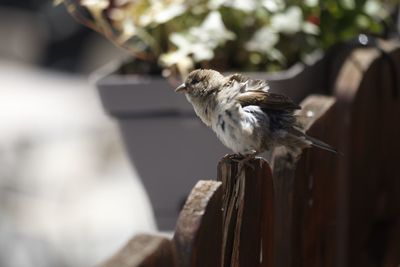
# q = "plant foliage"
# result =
<box><xmin>61</xmin><ymin>0</ymin><xmax>395</xmax><ymax>74</ymax></box>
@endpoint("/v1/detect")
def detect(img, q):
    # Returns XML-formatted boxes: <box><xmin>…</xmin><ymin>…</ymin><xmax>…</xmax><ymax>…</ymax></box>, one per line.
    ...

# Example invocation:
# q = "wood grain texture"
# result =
<box><xmin>99</xmin><ymin>234</ymin><xmax>177</xmax><ymax>267</ymax></box>
<box><xmin>173</xmin><ymin>180</ymin><xmax>223</xmax><ymax>267</ymax></box>
<box><xmin>218</xmin><ymin>157</ymin><xmax>274</xmax><ymax>267</ymax></box>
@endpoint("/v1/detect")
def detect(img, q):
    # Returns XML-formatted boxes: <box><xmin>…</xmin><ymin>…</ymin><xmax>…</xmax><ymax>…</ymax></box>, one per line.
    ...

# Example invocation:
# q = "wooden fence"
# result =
<box><xmin>99</xmin><ymin>42</ymin><xmax>400</xmax><ymax>267</ymax></box>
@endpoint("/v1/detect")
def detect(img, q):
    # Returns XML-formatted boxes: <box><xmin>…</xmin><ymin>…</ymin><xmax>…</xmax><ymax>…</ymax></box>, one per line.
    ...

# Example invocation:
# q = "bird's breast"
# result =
<box><xmin>211</xmin><ymin>105</ymin><xmax>267</xmax><ymax>154</ymax></box>
<box><xmin>186</xmin><ymin>95</ymin><xmax>212</xmax><ymax>126</ymax></box>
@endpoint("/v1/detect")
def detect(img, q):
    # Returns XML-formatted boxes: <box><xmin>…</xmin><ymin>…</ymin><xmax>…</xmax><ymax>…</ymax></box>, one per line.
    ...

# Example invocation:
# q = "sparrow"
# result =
<box><xmin>175</xmin><ymin>69</ymin><xmax>337</xmax><ymax>160</ymax></box>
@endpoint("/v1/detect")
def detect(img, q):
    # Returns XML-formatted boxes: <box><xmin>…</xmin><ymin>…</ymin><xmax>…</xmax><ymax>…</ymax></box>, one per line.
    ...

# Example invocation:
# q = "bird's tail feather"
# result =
<box><xmin>305</xmin><ymin>134</ymin><xmax>339</xmax><ymax>155</ymax></box>
<box><xmin>289</xmin><ymin>126</ymin><xmax>340</xmax><ymax>155</ymax></box>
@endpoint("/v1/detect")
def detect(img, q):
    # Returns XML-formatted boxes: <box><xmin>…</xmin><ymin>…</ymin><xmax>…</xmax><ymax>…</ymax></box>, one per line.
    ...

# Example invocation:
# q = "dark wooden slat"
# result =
<box><xmin>260</xmin><ymin>159</ymin><xmax>275</xmax><ymax>267</ymax></box>
<box><xmin>383</xmin><ymin>221</ymin><xmax>400</xmax><ymax>267</ymax></box>
<box><xmin>218</xmin><ymin>158</ymin><xmax>274</xmax><ymax>267</ymax></box>
<box><xmin>334</xmin><ymin>42</ymin><xmax>400</xmax><ymax>267</ymax></box>
<box><xmin>271</xmin><ymin>95</ymin><xmax>338</xmax><ymax>267</ymax></box>
<box><xmin>294</xmin><ymin>97</ymin><xmax>340</xmax><ymax>267</ymax></box>
<box><xmin>173</xmin><ymin>180</ymin><xmax>223</xmax><ymax>267</ymax></box>
<box><xmin>99</xmin><ymin>234</ymin><xmax>177</xmax><ymax>267</ymax></box>
<box><xmin>270</xmin><ymin>147</ymin><xmax>296</xmax><ymax>267</ymax></box>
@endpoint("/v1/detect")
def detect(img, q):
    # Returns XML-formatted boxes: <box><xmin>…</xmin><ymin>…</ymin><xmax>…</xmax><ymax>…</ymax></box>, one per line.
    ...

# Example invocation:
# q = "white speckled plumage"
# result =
<box><xmin>176</xmin><ymin>69</ymin><xmax>336</xmax><ymax>157</ymax></box>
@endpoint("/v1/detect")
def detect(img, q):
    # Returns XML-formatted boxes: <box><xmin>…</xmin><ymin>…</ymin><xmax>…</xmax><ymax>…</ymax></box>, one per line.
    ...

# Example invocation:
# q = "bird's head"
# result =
<box><xmin>175</xmin><ymin>69</ymin><xmax>224</xmax><ymax>98</ymax></box>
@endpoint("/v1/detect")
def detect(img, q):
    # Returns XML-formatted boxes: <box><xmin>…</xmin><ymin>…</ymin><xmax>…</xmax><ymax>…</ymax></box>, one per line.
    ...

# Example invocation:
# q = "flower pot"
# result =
<box><xmin>93</xmin><ymin>53</ymin><xmax>338</xmax><ymax>230</ymax></box>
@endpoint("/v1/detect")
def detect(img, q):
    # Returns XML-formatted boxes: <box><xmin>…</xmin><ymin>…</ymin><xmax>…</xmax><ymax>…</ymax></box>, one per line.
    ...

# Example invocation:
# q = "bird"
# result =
<box><xmin>175</xmin><ymin>69</ymin><xmax>337</xmax><ymax>162</ymax></box>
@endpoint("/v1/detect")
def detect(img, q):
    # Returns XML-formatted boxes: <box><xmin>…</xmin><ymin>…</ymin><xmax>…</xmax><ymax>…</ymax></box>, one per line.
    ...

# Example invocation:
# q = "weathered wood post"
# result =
<box><xmin>218</xmin><ymin>158</ymin><xmax>274</xmax><ymax>267</ymax></box>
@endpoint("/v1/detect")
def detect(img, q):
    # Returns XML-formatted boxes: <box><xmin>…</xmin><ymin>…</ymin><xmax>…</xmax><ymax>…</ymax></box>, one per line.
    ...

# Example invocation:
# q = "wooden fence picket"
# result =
<box><xmin>272</xmin><ymin>95</ymin><xmax>339</xmax><ymax>267</ymax></box>
<box><xmin>173</xmin><ymin>180</ymin><xmax>223</xmax><ymax>267</ymax></box>
<box><xmin>334</xmin><ymin>41</ymin><xmax>400</xmax><ymax>267</ymax></box>
<box><xmin>99</xmin><ymin>234</ymin><xmax>177</xmax><ymax>267</ymax></box>
<box><xmin>218</xmin><ymin>157</ymin><xmax>273</xmax><ymax>267</ymax></box>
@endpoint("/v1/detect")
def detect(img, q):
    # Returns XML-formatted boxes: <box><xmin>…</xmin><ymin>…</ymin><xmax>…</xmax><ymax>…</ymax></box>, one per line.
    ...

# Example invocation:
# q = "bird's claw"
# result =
<box><xmin>236</xmin><ymin>152</ymin><xmax>258</xmax><ymax>170</ymax></box>
<box><xmin>222</xmin><ymin>153</ymin><xmax>243</xmax><ymax>161</ymax></box>
<box><xmin>222</xmin><ymin>152</ymin><xmax>258</xmax><ymax>173</ymax></box>
<box><xmin>233</xmin><ymin>155</ymin><xmax>256</xmax><ymax>171</ymax></box>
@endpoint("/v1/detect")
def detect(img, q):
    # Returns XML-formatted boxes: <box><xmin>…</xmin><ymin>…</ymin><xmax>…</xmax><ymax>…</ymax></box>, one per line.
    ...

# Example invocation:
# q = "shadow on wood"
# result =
<box><xmin>271</xmin><ymin>95</ymin><xmax>339</xmax><ymax>267</ymax></box>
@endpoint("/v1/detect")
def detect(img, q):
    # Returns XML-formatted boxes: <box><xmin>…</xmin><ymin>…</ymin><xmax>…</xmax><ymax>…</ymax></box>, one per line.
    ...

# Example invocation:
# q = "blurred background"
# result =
<box><xmin>0</xmin><ymin>1</ymin><xmax>156</xmax><ymax>267</ymax></box>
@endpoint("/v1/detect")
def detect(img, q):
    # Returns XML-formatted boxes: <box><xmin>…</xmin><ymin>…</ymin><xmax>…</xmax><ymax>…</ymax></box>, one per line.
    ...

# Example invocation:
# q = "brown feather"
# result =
<box><xmin>236</xmin><ymin>91</ymin><xmax>301</xmax><ymax>111</ymax></box>
<box><xmin>227</xmin><ymin>74</ymin><xmax>249</xmax><ymax>83</ymax></box>
<box><xmin>226</xmin><ymin>74</ymin><xmax>269</xmax><ymax>92</ymax></box>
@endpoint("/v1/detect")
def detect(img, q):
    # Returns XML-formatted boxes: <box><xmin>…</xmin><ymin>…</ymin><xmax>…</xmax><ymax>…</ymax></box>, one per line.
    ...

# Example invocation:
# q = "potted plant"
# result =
<box><xmin>61</xmin><ymin>0</ymin><xmax>394</xmax><ymax>230</ymax></box>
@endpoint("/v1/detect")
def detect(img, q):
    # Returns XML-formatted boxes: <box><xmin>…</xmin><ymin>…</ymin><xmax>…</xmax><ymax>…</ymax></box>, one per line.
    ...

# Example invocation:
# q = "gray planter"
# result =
<box><xmin>93</xmin><ymin>53</ymin><xmax>332</xmax><ymax>230</ymax></box>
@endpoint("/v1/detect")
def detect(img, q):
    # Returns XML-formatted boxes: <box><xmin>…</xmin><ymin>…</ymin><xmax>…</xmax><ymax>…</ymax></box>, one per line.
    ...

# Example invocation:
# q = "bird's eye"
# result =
<box><xmin>192</xmin><ymin>78</ymin><xmax>200</xmax><ymax>84</ymax></box>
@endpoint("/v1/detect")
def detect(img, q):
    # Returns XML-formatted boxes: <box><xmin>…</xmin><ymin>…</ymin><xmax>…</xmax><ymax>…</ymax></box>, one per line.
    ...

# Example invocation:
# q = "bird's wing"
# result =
<box><xmin>226</xmin><ymin>74</ymin><xmax>270</xmax><ymax>93</ymax></box>
<box><xmin>236</xmin><ymin>91</ymin><xmax>301</xmax><ymax>111</ymax></box>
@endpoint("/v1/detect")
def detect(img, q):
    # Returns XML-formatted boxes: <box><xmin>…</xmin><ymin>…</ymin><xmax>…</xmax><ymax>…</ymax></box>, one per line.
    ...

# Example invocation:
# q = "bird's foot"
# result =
<box><xmin>225</xmin><ymin>151</ymin><xmax>257</xmax><ymax>174</ymax></box>
<box><xmin>222</xmin><ymin>152</ymin><xmax>258</xmax><ymax>175</ymax></box>
<box><xmin>222</xmin><ymin>153</ymin><xmax>244</xmax><ymax>161</ymax></box>
<box><xmin>235</xmin><ymin>153</ymin><xmax>257</xmax><ymax>172</ymax></box>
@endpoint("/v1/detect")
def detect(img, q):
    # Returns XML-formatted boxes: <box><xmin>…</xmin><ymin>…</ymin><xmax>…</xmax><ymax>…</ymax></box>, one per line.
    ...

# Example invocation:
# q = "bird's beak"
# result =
<box><xmin>175</xmin><ymin>83</ymin><xmax>187</xmax><ymax>93</ymax></box>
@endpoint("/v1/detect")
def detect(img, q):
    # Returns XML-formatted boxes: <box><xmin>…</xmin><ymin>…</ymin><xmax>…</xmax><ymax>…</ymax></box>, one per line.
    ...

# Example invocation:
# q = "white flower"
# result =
<box><xmin>268</xmin><ymin>48</ymin><xmax>285</xmax><ymax>63</ymax></box>
<box><xmin>118</xmin><ymin>17</ymin><xmax>136</xmax><ymax>42</ymax></box>
<box><xmin>160</xmin><ymin>49</ymin><xmax>191</xmax><ymax>66</ymax></box>
<box><xmin>302</xmin><ymin>21</ymin><xmax>319</xmax><ymax>35</ymax></box>
<box><xmin>160</xmin><ymin>11</ymin><xmax>235</xmax><ymax>66</ymax></box>
<box><xmin>154</xmin><ymin>4</ymin><xmax>186</xmax><ymax>23</ymax></box>
<box><xmin>190</xmin><ymin>11</ymin><xmax>235</xmax><ymax>46</ymax></box>
<box><xmin>208</xmin><ymin>0</ymin><xmax>258</xmax><ymax>12</ymax></box>
<box><xmin>270</xmin><ymin>6</ymin><xmax>303</xmax><ymax>34</ymax></box>
<box><xmin>139</xmin><ymin>1</ymin><xmax>186</xmax><ymax>26</ymax></box>
<box><xmin>340</xmin><ymin>0</ymin><xmax>355</xmax><ymax>10</ymax></box>
<box><xmin>304</xmin><ymin>0</ymin><xmax>318</xmax><ymax>8</ymax></box>
<box><xmin>191</xmin><ymin>44</ymin><xmax>215</xmax><ymax>61</ymax></box>
<box><xmin>81</xmin><ymin>0</ymin><xmax>109</xmax><ymax>10</ymax></box>
<box><xmin>364</xmin><ymin>0</ymin><xmax>388</xmax><ymax>19</ymax></box>
<box><xmin>227</xmin><ymin>0</ymin><xmax>257</xmax><ymax>12</ymax></box>
<box><xmin>81</xmin><ymin>0</ymin><xmax>109</xmax><ymax>18</ymax></box>
<box><xmin>246</xmin><ymin>27</ymin><xmax>279</xmax><ymax>53</ymax></box>
<box><xmin>246</xmin><ymin>27</ymin><xmax>285</xmax><ymax>63</ymax></box>
<box><xmin>170</xmin><ymin>32</ymin><xmax>189</xmax><ymax>48</ymax></box>
<box><xmin>262</xmin><ymin>0</ymin><xmax>285</xmax><ymax>12</ymax></box>
<box><xmin>160</xmin><ymin>34</ymin><xmax>214</xmax><ymax>66</ymax></box>
<box><xmin>208</xmin><ymin>0</ymin><xmax>226</xmax><ymax>10</ymax></box>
